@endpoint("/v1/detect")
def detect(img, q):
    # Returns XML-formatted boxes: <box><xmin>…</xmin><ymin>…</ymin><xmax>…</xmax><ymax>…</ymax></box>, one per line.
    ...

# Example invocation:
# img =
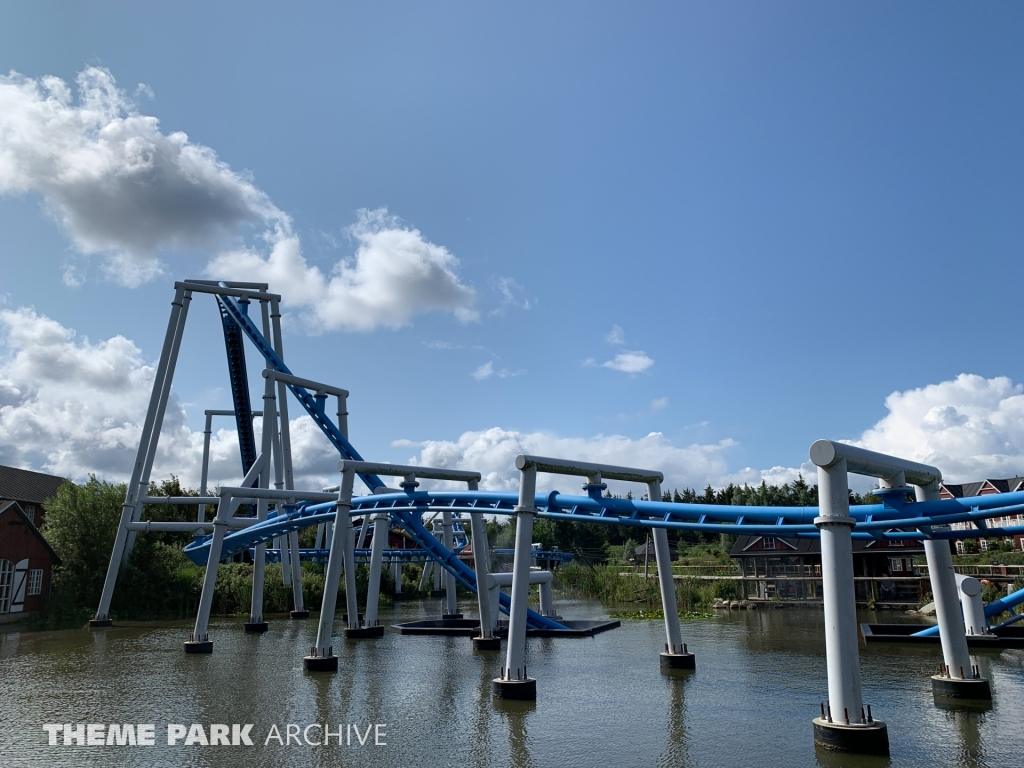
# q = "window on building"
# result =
<box><xmin>27</xmin><ymin>569</ymin><xmax>43</xmax><ymax>596</ymax></box>
<box><xmin>890</xmin><ymin>558</ymin><xmax>903</xmax><ymax>572</ymax></box>
<box><xmin>980</xmin><ymin>539</ymin><xmax>989</xmax><ymax>552</ymax></box>
<box><xmin>956</xmin><ymin>541</ymin><xmax>965</xmax><ymax>555</ymax></box>
<box><xmin>762</xmin><ymin>537</ymin><xmax>776</xmax><ymax>550</ymax></box>
<box><xmin>0</xmin><ymin>559</ymin><xmax>12</xmax><ymax>613</ymax></box>
<box><xmin>23</xmin><ymin>504</ymin><xmax>35</xmax><ymax>524</ymax></box>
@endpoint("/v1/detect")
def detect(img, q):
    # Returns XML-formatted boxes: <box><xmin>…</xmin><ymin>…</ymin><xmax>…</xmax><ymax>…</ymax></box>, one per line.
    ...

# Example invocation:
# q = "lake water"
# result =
<box><xmin>2</xmin><ymin>599</ymin><xmax>1023</xmax><ymax>767</ymax></box>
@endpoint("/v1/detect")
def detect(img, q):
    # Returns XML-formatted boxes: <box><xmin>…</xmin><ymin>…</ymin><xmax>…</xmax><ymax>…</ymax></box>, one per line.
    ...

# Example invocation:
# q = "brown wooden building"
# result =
<box><xmin>730</xmin><ymin>534</ymin><xmax>926</xmax><ymax>606</ymax></box>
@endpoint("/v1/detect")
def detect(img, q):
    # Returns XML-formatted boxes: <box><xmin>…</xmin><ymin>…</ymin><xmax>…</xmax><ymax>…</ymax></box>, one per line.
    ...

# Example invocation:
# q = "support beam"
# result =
<box><xmin>93</xmin><ymin>288</ymin><xmax>190</xmax><ymax>627</ymax></box>
<box><xmin>811</xmin><ymin>449</ymin><xmax>888</xmax><ymax>755</ymax></box>
<box><xmin>650</xmin><ymin>476</ymin><xmax>692</xmax><ymax>670</ymax></box>
<box><xmin>358</xmin><ymin>511</ymin><xmax>389</xmax><ymax>638</ymax></box>
<box><xmin>919</xmin><ymin>483</ymin><xmax>991</xmax><ymax>700</ymax></box>
<box><xmin>494</xmin><ymin>462</ymin><xmax>538</xmax><ymax>700</ymax></box>
<box><xmin>304</xmin><ymin>468</ymin><xmax>355</xmax><ymax>671</ymax></box>
<box><xmin>442</xmin><ymin>509</ymin><xmax>460</xmax><ymax>618</ymax></box>
<box><xmin>469</xmin><ymin>477</ymin><xmax>499</xmax><ymax>649</ymax></box>
<box><xmin>245</xmin><ymin>302</ymin><xmax>275</xmax><ymax>635</ymax></box>
<box><xmin>185</xmin><ymin>490</ymin><xmax>231</xmax><ymax>653</ymax></box>
<box><xmin>956</xmin><ymin>574</ymin><xmax>987</xmax><ymax>636</ymax></box>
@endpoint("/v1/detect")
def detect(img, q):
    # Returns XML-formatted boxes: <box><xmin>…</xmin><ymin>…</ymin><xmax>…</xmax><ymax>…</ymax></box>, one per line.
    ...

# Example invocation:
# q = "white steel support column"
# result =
<box><xmin>956</xmin><ymin>574</ymin><xmax>987</xmax><ymax>636</ymax></box>
<box><xmin>538</xmin><ymin>579</ymin><xmax>555</xmax><ymax>617</ymax></box>
<box><xmin>288</xmin><ymin>529</ymin><xmax>305</xmax><ymax>616</ymax></box>
<box><xmin>125</xmin><ymin>290</ymin><xmax>194</xmax><ymax>559</ymax></box>
<box><xmin>246</xmin><ymin>302</ymin><xmax>276</xmax><ymax>633</ymax></box>
<box><xmin>393</xmin><ymin>561</ymin><xmax>403</xmax><ymax>595</ymax></box>
<box><xmin>270</xmin><ymin>298</ymin><xmax>304</xmax><ymax>614</ymax></box>
<box><xmin>919</xmin><ymin>495</ymin><xmax>990</xmax><ymax>697</ymax></box>
<box><xmin>185</xmin><ymin>490</ymin><xmax>231</xmax><ymax>653</ymax></box>
<box><xmin>281</xmin><ymin>532</ymin><xmax>292</xmax><ymax>587</ymax></box>
<box><xmin>649</xmin><ymin>477</ymin><xmax>691</xmax><ymax>668</ymax></box>
<box><xmin>815</xmin><ymin>457</ymin><xmax>862</xmax><ymax>724</ymax></box>
<box><xmin>94</xmin><ymin>287</ymin><xmax>190</xmax><ymax>626</ymax></box>
<box><xmin>341</xmin><ymin>502</ymin><xmax>360</xmax><ymax>633</ymax></box>
<box><xmin>198</xmin><ymin>412</ymin><xmax>213</xmax><ymax>524</ymax></box>
<box><xmin>469</xmin><ymin>474</ymin><xmax>499</xmax><ymax>649</ymax></box>
<box><xmin>363</xmin><ymin>512</ymin><xmax>389</xmax><ymax>627</ymax></box>
<box><xmin>304</xmin><ymin>468</ymin><xmax>355</xmax><ymax>671</ymax></box>
<box><xmin>442</xmin><ymin>509</ymin><xmax>459</xmax><ymax>617</ymax></box>
<box><xmin>809</xmin><ymin>446</ymin><xmax>887</xmax><ymax>755</ymax></box>
<box><xmin>918</xmin><ymin>482</ymin><xmax>973</xmax><ymax>679</ymax></box>
<box><xmin>495</xmin><ymin>462</ymin><xmax>538</xmax><ymax>698</ymax></box>
<box><xmin>419</xmin><ymin>561</ymin><xmax>432</xmax><ymax>592</ymax></box>
<box><xmin>356</xmin><ymin>516</ymin><xmax>370</xmax><ymax>550</ymax></box>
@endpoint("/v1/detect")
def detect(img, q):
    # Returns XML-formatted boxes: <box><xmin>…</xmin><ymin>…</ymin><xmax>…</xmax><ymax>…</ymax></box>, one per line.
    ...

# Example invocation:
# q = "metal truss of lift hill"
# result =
<box><xmin>89</xmin><ymin>280</ymin><xmax>1024</xmax><ymax>756</ymax></box>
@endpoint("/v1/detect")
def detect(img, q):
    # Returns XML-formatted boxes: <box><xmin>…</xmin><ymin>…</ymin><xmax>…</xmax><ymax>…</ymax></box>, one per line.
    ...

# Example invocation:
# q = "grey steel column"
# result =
<box><xmin>442</xmin><ymin>509</ymin><xmax>459</xmax><ymax>617</ymax></box>
<box><xmin>650</xmin><ymin>477</ymin><xmax>692</xmax><ymax>669</ymax></box>
<box><xmin>362</xmin><ymin>511</ymin><xmax>389</xmax><ymax>630</ymax></box>
<box><xmin>245</xmin><ymin>301</ymin><xmax>276</xmax><ymax>633</ymax></box>
<box><xmin>304</xmin><ymin>467</ymin><xmax>355</xmax><ymax>671</ymax></box>
<box><xmin>494</xmin><ymin>461</ymin><xmax>537</xmax><ymax>699</ymax></box>
<box><xmin>185</xmin><ymin>489</ymin><xmax>232</xmax><ymax>653</ymax></box>
<box><xmin>811</xmin><ymin>452</ymin><xmax>887</xmax><ymax>754</ymax></box>
<box><xmin>125</xmin><ymin>290</ymin><xmax>194</xmax><ymax>559</ymax></box>
<box><xmin>93</xmin><ymin>287</ymin><xmax>189</xmax><ymax>626</ymax></box>
<box><xmin>918</xmin><ymin>481</ymin><xmax>990</xmax><ymax>698</ymax></box>
<box><xmin>469</xmin><ymin>478</ymin><xmax>499</xmax><ymax>649</ymax></box>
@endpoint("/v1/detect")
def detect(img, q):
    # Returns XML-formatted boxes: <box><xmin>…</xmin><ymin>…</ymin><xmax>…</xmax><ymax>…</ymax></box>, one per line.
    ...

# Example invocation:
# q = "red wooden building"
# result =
<box><xmin>0</xmin><ymin>500</ymin><xmax>61</xmax><ymax>620</ymax></box>
<box><xmin>0</xmin><ymin>465</ymin><xmax>67</xmax><ymax>620</ymax></box>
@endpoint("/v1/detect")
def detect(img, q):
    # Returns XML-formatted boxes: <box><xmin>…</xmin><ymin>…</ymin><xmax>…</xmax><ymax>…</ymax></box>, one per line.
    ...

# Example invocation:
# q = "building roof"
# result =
<box><xmin>730</xmin><ymin>534</ymin><xmax>924</xmax><ymax>557</ymax></box>
<box><xmin>0</xmin><ymin>499</ymin><xmax>61</xmax><ymax>563</ymax></box>
<box><xmin>941</xmin><ymin>477</ymin><xmax>1024</xmax><ymax>498</ymax></box>
<box><xmin>0</xmin><ymin>465</ymin><xmax>68</xmax><ymax>505</ymax></box>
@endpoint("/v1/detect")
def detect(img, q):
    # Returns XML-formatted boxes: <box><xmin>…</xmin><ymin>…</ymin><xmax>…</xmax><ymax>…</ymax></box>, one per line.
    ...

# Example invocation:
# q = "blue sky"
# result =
<box><xmin>1</xmin><ymin>2</ymin><xmax>1024</xmax><ymax>492</ymax></box>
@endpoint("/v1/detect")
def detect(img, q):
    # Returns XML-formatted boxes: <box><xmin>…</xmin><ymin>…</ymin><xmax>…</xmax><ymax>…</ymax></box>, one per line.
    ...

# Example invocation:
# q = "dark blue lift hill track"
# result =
<box><xmin>213</xmin><ymin>289</ymin><xmax>566</xmax><ymax>630</ymax></box>
<box><xmin>216</xmin><ymin>296</ymin><xmax>257</xmax><ymax>478</ymax></box>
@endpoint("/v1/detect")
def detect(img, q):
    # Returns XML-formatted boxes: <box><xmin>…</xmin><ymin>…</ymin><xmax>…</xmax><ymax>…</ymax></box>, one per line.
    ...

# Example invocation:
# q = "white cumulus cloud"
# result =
<box><xmin>0</xmin><ymin>307</ymin><xmax>342</xmax><ymax>490</ymax></box>
<box><xmin>851</xmin><ymin>374</ymin><xmax>1024</xmax><ymax>482</ymax></box>
<box><xmin>0</xmin><ymin>67</ymin><xmax>283</xmax><ymax>286</ymax></box>
<box><xmin>395</xmin><ymin>426</ymin><xmax>736</xmax><ymax>494</ymax></box>
<box><xmin>603</xmin><ymin>350</ymin><xmax>654</xmax><ymax>375</ymax></box>
<box><xmin>206</xmin><ymin>209</ymin><xmax>477</xmax><ymax>331</ymax></box>
<box><xmin>0</xmin><ymin>66</ymin><xmax>479</xmax><ymax>330</ymax></box>
<box><xmin>471</xmin><ymin>361</ymin><xmax>524</xmax><ymax>381</ymax></box>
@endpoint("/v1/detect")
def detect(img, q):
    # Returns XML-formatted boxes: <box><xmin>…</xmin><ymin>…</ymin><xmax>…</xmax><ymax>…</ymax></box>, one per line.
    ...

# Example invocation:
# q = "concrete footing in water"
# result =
<box><xmin>659</xmin><ymin>652</ymin><xmax>695</xmax><ymax>670</ymax></box>
<box><xmin>931</xmin><ymin>674</ymin><xmax>992</xmax><ymax>700</ymax></box>
<box><xmin>345</xmin><ymin>625</ymin><xmax>385</xmax><ymax>639</ymax></box>
<box><xmin>303</xmin><ymin>654</ymin><xmax>338</xmax><ymax>672</ymax></box>
<box><xmin>812</xmin><ymin>717</ymin><xmax>889</xmax><ymax>755</ymax></box>
<box><xmin>493</xmin><ymin>677</ymin><xmax>536</xmax><ymax>700</ymax></box>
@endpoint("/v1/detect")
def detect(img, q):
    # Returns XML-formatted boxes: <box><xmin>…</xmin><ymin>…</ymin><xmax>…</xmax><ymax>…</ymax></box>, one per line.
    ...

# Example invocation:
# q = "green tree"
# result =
<box><xmin>42</xmin><ymin>476</ymin><xmax>123</xmax><ymax>607</ymax></box>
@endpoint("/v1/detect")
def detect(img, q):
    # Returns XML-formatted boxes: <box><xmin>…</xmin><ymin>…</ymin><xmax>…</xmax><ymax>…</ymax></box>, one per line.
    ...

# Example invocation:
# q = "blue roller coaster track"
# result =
<box><xmin>186</xmin><ymin>285</ymin><xmax>1024</xmax><ymax>632</ymax></box>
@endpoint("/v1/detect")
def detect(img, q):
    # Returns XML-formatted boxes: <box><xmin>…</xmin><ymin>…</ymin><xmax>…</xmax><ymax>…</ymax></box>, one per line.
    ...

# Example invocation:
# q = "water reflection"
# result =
<box><xmin>494</xmin><ymin>698</ymin><xmax>535</xmax><ymax>768</ymax></box>
<box><xmin>814</xmin><ymin>745</ymin><xmax>892</xmax><ymax>768</ymax></box>
<box><xmin>655</xmin><ymin>671</ymin><xmax>691</xmax><ymax>767</ymax></box>
<box><xmin>2</xmin><ymin>604</ymin><xmax>1023</xmax><ymax>768</ymax></box>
